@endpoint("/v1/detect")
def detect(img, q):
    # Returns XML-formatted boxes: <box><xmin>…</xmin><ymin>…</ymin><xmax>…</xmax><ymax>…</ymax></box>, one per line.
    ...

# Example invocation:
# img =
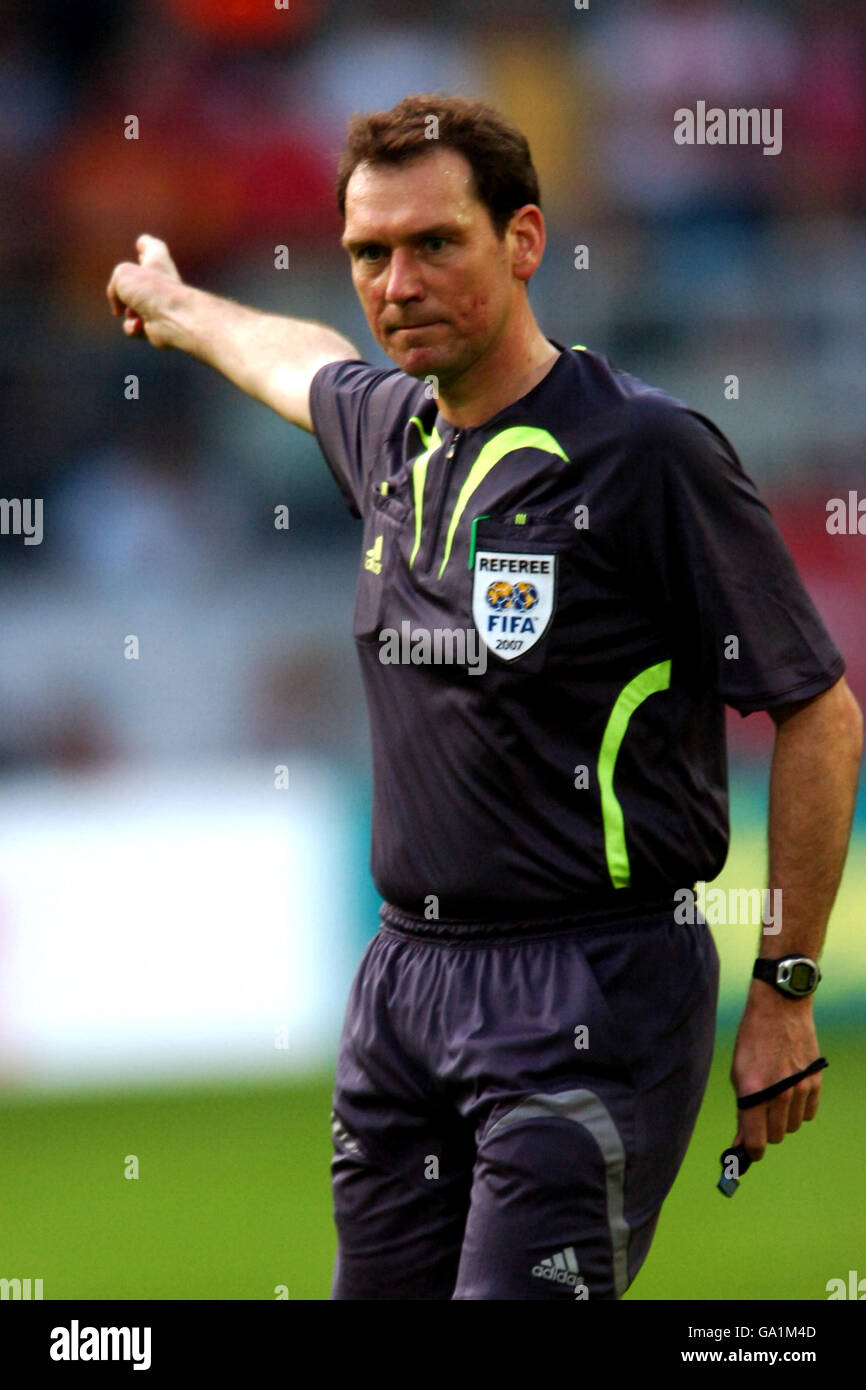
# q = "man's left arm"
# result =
<box><xmin>731</xmin><ymin>675</ymin><xmax>863</xmax><ymax>1160</ymax></box>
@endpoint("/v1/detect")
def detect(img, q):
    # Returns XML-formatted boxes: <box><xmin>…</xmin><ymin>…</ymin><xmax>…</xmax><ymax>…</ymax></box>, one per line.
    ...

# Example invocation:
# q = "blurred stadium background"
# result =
<box><xmin>0</xmin><ymin>0</ymin><xmax>863</xmax><ymax>1300</ymax></box>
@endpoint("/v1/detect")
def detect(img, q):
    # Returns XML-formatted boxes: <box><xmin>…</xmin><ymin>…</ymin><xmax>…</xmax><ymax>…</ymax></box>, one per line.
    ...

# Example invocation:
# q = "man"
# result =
<box><xmin>108</xmin><ymin>94</ymin><xmax>862</xmax><ymax>1300</ymax></box>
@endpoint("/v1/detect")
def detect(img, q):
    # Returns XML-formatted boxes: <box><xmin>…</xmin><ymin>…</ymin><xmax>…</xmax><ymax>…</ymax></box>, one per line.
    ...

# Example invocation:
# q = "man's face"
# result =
<box><xmin>341</xmin><ymin>147</ymin><xmax>519</xmax><ymax>385</ymax></box>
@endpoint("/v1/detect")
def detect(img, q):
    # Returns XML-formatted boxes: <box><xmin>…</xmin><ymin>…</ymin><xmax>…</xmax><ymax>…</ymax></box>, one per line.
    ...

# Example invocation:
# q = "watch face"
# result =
<box><xmin>789</xmin><ymin>962</ymin><xmax>814</xmax><ymax>992</ymax></box>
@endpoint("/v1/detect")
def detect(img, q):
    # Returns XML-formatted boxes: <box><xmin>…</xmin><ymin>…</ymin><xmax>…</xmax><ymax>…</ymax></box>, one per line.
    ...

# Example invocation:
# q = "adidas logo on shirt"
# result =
<box><xmin>364</xmin><ymin>534</ymin><xmax>384</xmax><ymax>574</ymax></box>
<box><xmin>532</xmin><ymin>1246</ymin><xmax>585</xmax><ymax>1289</ymax></box>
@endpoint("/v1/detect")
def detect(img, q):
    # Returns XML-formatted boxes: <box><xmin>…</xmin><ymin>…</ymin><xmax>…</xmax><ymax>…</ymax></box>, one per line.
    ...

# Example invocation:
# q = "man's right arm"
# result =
<box><xmin>106</xmin><ymin>235</ymin><xmax>361</xmax><ymax>433</ymax></box>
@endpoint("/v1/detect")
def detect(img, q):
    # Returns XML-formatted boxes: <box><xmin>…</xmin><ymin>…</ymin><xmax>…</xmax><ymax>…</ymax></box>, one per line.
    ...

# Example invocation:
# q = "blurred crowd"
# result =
<box><xmin>1</xmin><ymin>0</ymin><xmax>864</xmax><ymax>770</ymax></box>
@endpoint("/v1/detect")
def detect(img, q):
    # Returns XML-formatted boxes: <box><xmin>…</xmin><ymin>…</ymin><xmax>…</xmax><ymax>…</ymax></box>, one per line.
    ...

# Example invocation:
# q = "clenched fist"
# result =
<box><xmin>107</xmin><ymin>235</ymin><xmax>185</xmax><ymax>349</ymax></box>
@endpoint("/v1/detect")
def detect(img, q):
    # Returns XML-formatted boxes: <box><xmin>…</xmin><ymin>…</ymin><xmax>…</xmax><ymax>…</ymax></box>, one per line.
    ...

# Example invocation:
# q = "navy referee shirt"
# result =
<box><xmin>309</xmin><ymin>342</ymin><xmax>845</xmax><ymax>922</ymax></box>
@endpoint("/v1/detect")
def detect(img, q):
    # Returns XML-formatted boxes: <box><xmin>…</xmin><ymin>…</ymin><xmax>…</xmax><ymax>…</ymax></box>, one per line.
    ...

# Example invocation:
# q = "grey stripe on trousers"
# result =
<box><xmin>485</xmin><ymin>1088</ymin><xmax>630</xmax><ymax>1297</ymax></box>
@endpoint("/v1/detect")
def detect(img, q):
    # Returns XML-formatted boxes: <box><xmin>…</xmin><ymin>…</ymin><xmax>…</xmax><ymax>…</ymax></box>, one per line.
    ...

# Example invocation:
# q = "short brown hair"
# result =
<box><xmin>336</xmin><ymin>93</ymin><xmax>540</xmax><ymax>238</ymax></box>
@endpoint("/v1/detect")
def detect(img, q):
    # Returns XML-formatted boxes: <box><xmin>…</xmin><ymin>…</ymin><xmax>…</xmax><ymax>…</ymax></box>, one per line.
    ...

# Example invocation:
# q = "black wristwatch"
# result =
<box><xmin>753</xmin><ymin>955</ymin><xmax>821</xmax><ymax>999</ymax></box>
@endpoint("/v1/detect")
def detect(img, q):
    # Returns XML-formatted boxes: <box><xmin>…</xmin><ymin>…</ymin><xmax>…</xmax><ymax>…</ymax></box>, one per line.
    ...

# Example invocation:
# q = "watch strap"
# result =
<box><xmin>752</xmin><ymin>957</ymin><xmax>779</xmax><ymax>986</ymax></box>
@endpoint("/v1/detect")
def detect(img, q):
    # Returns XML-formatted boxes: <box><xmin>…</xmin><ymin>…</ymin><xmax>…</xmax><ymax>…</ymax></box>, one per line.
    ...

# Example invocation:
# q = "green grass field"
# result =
<box><xmin>0</xmin><ymin>1025</ymin><xmax>861</xmax><ymax>1301</ymax></box>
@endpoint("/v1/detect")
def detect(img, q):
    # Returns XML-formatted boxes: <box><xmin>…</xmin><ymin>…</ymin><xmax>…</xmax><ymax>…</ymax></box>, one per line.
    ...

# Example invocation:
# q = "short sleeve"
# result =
<box><xmin>625</xmin><ymin>398</ymin><xmax>846</xmax><ymax>716</ymax></box>
<box><xmin>309</xmin><ymin>358</ymin><xmax>422</xmax><ymax>519</ymax></box>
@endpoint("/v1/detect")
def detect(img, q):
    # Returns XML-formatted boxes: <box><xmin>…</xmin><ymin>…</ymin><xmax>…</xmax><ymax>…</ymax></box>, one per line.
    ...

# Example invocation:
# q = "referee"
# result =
<box><xmin>108</xmin><ymin>94</ymin><xmax>862</xmax><ymax>1300</ymax></box>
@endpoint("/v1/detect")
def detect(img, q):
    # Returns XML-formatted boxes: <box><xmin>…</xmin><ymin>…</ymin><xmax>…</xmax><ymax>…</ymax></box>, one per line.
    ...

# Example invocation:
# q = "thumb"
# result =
<box><xmin>136</xmin><ymin>234</ymin><xmax>181</xmax><ymax>282</ymax></box>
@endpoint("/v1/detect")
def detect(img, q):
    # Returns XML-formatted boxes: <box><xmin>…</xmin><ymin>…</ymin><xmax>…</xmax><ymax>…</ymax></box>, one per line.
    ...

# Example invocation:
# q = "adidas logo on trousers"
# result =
<box><xmin>532</xmin><ymin>1247</ymin><xmax>582</xmax><ymax>1285</ymax></box>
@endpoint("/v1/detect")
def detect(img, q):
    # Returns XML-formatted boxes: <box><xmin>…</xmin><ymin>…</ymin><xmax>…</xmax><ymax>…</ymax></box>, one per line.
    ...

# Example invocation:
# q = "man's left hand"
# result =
<box><xmin>730</xmin><ymin>980</ymin><xmax>823</xmax><ymax>1161</ymax></box>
